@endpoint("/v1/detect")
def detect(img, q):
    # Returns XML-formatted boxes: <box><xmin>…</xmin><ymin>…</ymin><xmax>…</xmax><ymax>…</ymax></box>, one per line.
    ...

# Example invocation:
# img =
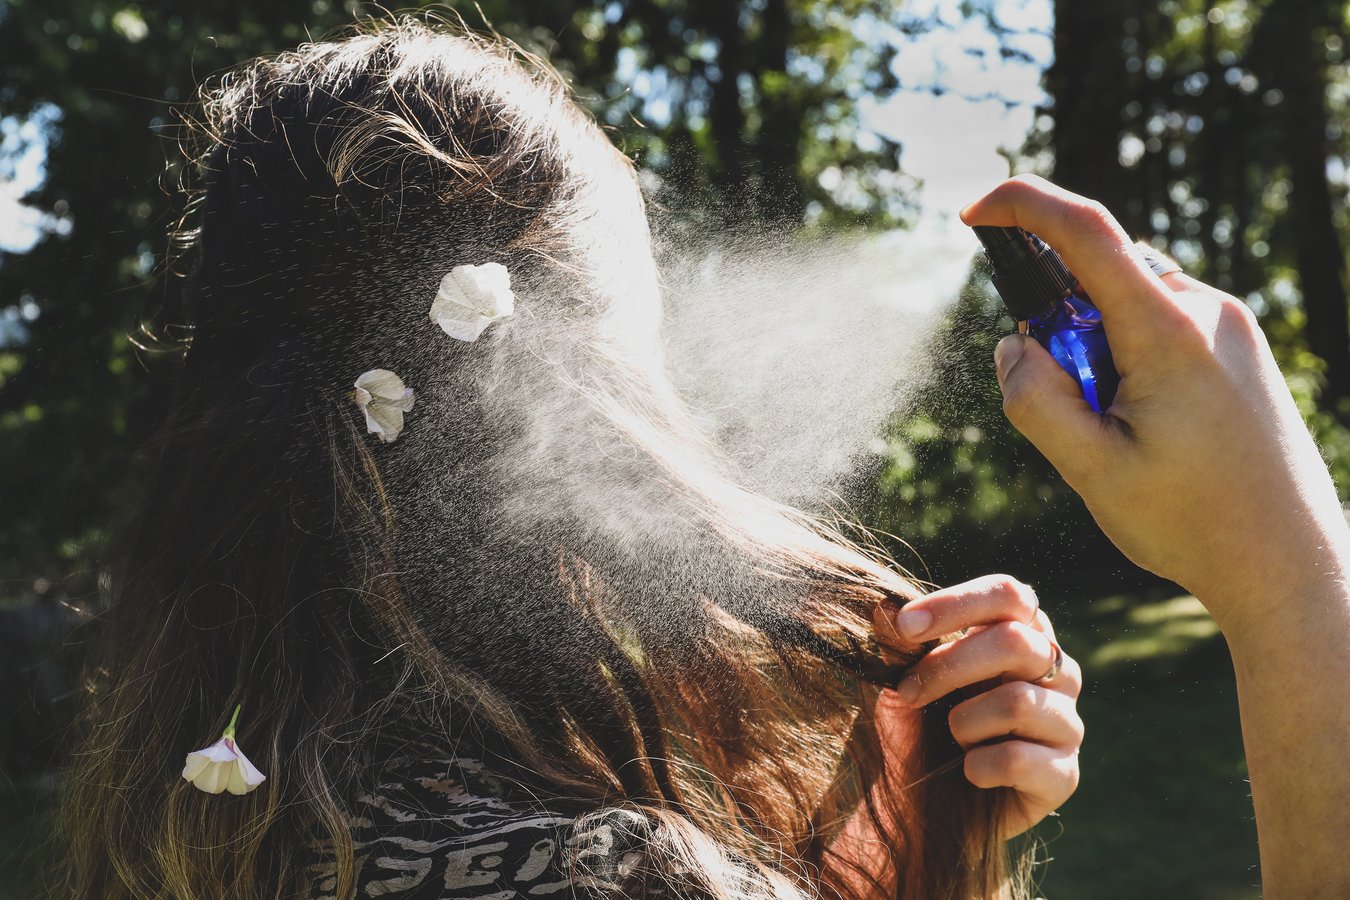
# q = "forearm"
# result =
<box><xmin>1220</xmin><ymin>565</ymin><xmax>1350</xmax><ymax>898</ymax></box>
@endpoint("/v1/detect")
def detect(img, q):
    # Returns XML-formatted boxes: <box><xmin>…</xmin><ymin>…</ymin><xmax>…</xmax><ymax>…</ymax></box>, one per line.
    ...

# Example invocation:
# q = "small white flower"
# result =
<box><xmin>182</xmin><ymin>705</ymin><xmax>267</xmax><ymax>796</ymax></box>
<box><xmin>354</xmin><ymin>368</ymin><xmax>416</xmax><ymax>443</ymax></box>
<box><xmin>429</xmin><ymin>262</ymin><xmax>516</xmax><ymax>342</ymax></box>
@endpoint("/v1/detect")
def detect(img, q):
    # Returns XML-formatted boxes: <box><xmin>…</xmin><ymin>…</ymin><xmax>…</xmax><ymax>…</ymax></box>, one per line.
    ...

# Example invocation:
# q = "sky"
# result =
<box><xmin>864</xmin><ymin>0</ymin><xmax>1054</xmax><ymax>232</ymax></box>
<box><xmin>0</xmin><ymin>106</ymin><xmax>64</xmax><ymax>254</ymax></box>
<box><xmin>0</xmin><ymin>0</ymin><xmax>1054</xmax><ymax>253</ymax></box>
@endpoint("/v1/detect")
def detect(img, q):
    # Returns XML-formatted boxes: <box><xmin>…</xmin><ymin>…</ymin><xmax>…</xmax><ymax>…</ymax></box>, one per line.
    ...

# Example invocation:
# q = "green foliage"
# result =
<box><xmin>520</xmin><ymin>0</ymin><xmax>911</xmax><ymax>225</ymax></box>
<box><xmin>854</xmin><ymin>277</ymin><xmax>1110</xmax><ymax>585</ymax></box>
<box><xmin>865</xmin><ymin>0</ymin><xmax>1350</xmax><ymax>582</ymax></box>
<box><xmin>1043</xmin><ymin>0</ymin><xmax>1350</xmax><ymax>398</ymax></box>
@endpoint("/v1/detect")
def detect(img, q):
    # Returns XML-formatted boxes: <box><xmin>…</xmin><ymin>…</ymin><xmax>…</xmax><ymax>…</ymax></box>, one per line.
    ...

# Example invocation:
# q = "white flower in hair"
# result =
<box><xmin>354</xmin><ymin>368</ymin><xmax>416</xmax><ymax>443</ymax></box>
<box><xmin>429</xmin><ymin>262</ymin><xmax>515</xmax><ymax>342</ymax></box>
<box><xmin>182</xmin><ymin>705</ymin><xmax>267</xmax><ymax>796</ymax></box>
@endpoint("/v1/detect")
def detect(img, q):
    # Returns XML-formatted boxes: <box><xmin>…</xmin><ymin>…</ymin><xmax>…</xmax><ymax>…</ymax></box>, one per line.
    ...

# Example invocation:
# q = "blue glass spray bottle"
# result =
<box><xmin>973</xmin><ymin>225</ymin><xmax>1119</xmax><ymax>413</ymax></box>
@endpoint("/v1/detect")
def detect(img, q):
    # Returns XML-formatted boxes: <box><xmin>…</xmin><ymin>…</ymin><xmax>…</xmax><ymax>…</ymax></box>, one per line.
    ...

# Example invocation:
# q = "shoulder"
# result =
<box><xmin>308</xmin><ymin>755</ymin><xmax>660</xmax><ymax>900</ymax></box>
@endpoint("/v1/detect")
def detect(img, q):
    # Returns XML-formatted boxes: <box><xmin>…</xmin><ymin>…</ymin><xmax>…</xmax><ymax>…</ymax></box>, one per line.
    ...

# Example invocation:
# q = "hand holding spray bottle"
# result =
<box><xmin>973</xmin><ymin>225</ymin><xmax>1119</xmax><ymax>413</ymax></box>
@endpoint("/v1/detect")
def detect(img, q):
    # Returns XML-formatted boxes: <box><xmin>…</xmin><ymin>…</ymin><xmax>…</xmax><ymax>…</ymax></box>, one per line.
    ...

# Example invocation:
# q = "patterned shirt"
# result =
<box><xmin>306</xmin><ymin>748</ymin><xmax>665</xmax><ymax>900</ymax></box>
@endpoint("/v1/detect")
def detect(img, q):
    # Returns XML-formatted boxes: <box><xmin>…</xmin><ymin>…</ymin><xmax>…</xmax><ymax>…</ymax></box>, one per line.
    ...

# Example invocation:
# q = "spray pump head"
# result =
<box><xmin>973</xmin><ymin>225</ymin><xmax>1077</xmax><ymax>321</ymax></box>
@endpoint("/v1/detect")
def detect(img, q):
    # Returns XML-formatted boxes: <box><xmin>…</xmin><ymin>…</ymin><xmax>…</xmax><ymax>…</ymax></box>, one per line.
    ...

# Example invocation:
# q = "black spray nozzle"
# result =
<box><xmin>973</xmin><ymin>225</ymin><xmax>1076</xmax><ymax>321</ymax></box>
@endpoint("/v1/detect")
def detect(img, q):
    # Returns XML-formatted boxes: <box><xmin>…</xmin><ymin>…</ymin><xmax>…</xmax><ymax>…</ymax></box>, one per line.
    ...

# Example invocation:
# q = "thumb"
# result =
<box><xmin>995</xmin><ymin>334</ymin><xmax>1119</xmax><ymax>483</ymax></box>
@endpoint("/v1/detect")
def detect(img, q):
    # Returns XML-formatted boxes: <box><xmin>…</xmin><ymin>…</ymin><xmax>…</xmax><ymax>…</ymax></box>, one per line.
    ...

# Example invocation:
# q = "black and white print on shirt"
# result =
<box><xmin>306</xmin><ymin>750</ymin><xmax>671</xmax><ymax>900</ymax></box>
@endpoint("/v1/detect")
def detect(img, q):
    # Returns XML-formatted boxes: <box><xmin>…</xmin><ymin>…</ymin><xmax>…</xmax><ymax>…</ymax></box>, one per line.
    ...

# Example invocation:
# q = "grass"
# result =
<box><xmin>0</xmin><ymin>590</ymin><xmax>1260</xmax><ymax>898</ymax></box>
<box><xmin>1033</xmin><ymin>590</ymin><xmax>1260</xmax><ymax>899</ymax></box>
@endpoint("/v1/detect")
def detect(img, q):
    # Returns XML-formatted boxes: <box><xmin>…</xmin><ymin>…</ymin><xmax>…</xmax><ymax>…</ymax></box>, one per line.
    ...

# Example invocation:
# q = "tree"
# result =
<box><xmin>1045</xmin><ymin>0</ymin><xmax>1140</xmax><ymax>230</ymax></box>
<box><xmin>1246</xmin><ymin>0</ymin><xmax>1350</xmax><ymax>404</ymax></box>
<box><xmin>868</xmin><ymin>0</ymin><xmax>1350</xmax><ymax>587</ymax></box>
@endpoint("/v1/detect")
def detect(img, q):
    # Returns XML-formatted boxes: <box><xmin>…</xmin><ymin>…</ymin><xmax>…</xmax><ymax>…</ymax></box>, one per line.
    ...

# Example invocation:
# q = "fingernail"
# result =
<box><xmin>994</xmin><ymin>335</ymin><xmax>1025</xmax><ymax>383</ymax></box>
<box><xmin>894</xmin><ymin>678</ymin><xmax>921</xmax><ymax>706</ymax></box>
<box><xmin>894</xmin><ymin>608</ymin><xmax>933</xmax><ymax>640</ymax></box>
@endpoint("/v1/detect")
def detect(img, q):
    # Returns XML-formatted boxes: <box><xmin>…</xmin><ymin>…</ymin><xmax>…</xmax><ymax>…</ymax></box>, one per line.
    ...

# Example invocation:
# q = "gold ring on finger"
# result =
<box><xmin>1137</xmin><ymin>242</ymin><xmax>1184</xmax><ymax>277</ymax></box>
<box><xmin>1035</xmin><ymin>640</ymin><xmax>1064</xmax><ymax>684</ymax></box>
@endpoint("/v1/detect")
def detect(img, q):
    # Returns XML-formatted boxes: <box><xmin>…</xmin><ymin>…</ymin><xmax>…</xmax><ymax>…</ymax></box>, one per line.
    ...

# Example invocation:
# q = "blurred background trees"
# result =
<box><xmin>4</xmin><ymin>0</ymin><xmax>1345</xmax><ymax>895</ymax></box>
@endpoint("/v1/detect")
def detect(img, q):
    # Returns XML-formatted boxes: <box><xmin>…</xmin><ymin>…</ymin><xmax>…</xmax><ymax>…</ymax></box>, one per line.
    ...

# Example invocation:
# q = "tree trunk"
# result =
<box><xmin>704</xmin><ymin>0</ymin><xmax>749</xmax><ymax>217</ymax></box>
<box><xmin>1047</xmin><ymin>0</ymin><xmax>1141</xmax><ymax>232</ymax></box>
<box><xmin>1249</xmin><ymin>0</ymin><xmax>1350</xmax><ymax>404</ymax></box>
<box><xmin>753</xmin><ymin>0</ymin><xmax>804</xmax><ymax>223</ymax></box>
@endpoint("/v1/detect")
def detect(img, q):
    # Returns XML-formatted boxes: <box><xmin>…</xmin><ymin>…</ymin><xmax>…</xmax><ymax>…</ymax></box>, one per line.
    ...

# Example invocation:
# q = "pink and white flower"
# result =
<box><xmin>354</xmin><ymin>368</ymin><xmax>416</xmax><ymax>443</ymax></box>
<box><xmin>182</xmin><ymin>705</ymin><xmax>267</xmax><ymax>796</ymax></box>
<box><xmin>429</xmin><ymin>262</ymin><xmax>515</xmax><ymax>342</ymax></box>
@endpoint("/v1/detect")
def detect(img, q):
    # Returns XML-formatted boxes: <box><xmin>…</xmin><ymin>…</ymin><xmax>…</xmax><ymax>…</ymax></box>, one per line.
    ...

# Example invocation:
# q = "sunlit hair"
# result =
<box><xmin>58</xmin><ymin>16</ymin><xmax>1030</xmax><ymax>900</ymax></box>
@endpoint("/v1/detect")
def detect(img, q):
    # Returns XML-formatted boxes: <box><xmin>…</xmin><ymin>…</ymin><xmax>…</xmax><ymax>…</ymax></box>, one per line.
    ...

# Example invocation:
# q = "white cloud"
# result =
<box><xmin>0</xmin><ymin>183</ymin><xmax>51</xmax><ymax>253</ymax></box>
<box><xmin>0</xmin><ymin>104</ymin><xmax>65</xmax><ymax>253</ymax></box>
<box><xmin>863</xmin><ymin>0</ymin><xmax>1052</xmax><ymax>225</ymax></box>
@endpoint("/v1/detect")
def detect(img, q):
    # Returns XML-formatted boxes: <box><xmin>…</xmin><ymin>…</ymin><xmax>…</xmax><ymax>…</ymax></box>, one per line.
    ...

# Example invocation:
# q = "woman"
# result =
<box><xmin>58</xmin><ymin>19</ymin><xmax>1082</xmax><ymax>900</ymax></box>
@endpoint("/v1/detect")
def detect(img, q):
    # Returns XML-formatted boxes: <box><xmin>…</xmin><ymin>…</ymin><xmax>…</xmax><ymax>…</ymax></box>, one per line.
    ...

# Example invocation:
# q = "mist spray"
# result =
<box><xmin>973</xmin><ymin>225</ymin><xmax>1119</xmax><ymax>413</ymax></box>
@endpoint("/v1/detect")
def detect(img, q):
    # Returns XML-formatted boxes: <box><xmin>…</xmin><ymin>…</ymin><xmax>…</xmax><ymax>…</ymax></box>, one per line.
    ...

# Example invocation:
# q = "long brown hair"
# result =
<box><xmin>58</xmin><ymin>16</ymin><xmax>1028</xmax><ymax>900</ymax></box>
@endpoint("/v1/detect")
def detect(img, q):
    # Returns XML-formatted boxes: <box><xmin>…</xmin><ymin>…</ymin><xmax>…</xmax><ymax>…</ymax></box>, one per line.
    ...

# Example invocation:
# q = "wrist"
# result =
<box><xmin>1199</xmin><ymin>516</ymin><xmax>1350</xmax><ymax>647</ymax></box>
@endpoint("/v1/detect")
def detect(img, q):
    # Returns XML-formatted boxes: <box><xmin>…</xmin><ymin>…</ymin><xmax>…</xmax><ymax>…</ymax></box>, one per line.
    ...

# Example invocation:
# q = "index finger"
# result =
<box><xmin>960</xmin><ymin>174</ymin><xmax>1170</xmax><ymax>331</ymax></box>
<box><xmin>874</xmin><ymin>574</ymin><xmax>1040</xmax><ymax>650</ymax></box>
